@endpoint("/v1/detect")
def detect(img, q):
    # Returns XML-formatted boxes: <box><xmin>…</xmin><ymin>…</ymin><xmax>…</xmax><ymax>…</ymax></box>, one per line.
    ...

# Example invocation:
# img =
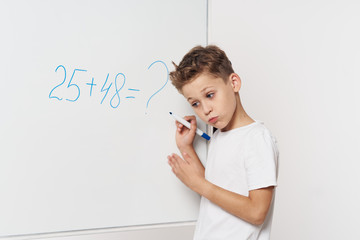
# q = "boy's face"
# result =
<box><xmin>181</xmin><ymin>73</ymin><xmax>241</xmax><ymax>131</ymax></box>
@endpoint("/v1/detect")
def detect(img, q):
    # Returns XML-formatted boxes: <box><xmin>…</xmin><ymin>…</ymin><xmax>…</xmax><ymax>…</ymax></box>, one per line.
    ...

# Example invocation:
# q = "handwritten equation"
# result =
<box><xmin>49</xmin><ymin>60</ymin><xmax>169</xmax><ymax>113</ymax></box>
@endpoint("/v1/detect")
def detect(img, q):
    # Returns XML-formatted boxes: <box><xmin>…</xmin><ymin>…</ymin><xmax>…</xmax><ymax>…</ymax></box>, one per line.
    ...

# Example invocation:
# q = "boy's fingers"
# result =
<box><xmin>183</xmin><ymin>115</ymin><xmax>196</xmax><ymax>123</ymax></box>
<box><xmin>189</xmin><ymin>119</ymin><xmax>197</xmax><ymax>133</ymax></box>
<box><xmin>172</xmin><ymin>153</ymin><xmax>180</xmax><ymax>161</ymax></box>
<box><xmin>175</xmin><ymin>121</ymin><xmax>183</xmax><ymax>128</ymax></box>
<box><xmin>175</xmin><ymin>116</ymin><xmax>197</xmax><ymax>136</ymax></box>
<box><xmin>181</xmin><ymin>119</ymin><xmax>197</xmax><ymax>139</ymax></box>
<box><xmin>167</xmin><ymin>155</ymin><xmax>173</xmax><ymax>166</ymax></box>
<box><xmin>182</xmin><ymin>152</ymin><xmax>192</xmax><ymax>164</ymax></box>
<box><xmin>172</xmin><ymin>153</ymin><xmax>187</xmax><ymax>166</ymax></box>
<box><xmin>174</xmin><ymin>121</ymin><xmax>183</xmax><ymax>134</ymax></box>
<box><xmin>183</xmin><ymin>116</ymin><xmax>197</xmax><ymax>131</ymax></box>
<box><xmin>168</xmin><ymin>156</ymin><xmax>178</xmax><ymax>173</ymax></box>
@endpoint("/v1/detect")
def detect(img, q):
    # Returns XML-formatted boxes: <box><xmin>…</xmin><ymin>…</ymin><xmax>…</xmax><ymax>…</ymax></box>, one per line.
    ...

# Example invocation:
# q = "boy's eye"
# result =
<box><xmin>191</xmin><ymin>101</ymin><xmax>199</xmax><ymax>107</ymax></box>
<box><xmin>206</xmin><ymin>92</ymin><xmax>214</xmax><ymax>98</ymax></box>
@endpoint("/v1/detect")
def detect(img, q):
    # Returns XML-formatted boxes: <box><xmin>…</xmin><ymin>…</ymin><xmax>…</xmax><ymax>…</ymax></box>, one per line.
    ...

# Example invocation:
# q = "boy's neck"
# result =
<box><xmin>221</xmin><ymin>97</ymin><xmax>255</xmax><ymax>132</ymax></box>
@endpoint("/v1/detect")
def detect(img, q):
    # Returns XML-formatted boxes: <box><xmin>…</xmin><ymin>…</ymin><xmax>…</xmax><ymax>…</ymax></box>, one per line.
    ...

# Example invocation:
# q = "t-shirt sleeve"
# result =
<box><xmin>245</xmin><ymin>130</ymin><xmax>278</xmax><ymax>191</ymax></box>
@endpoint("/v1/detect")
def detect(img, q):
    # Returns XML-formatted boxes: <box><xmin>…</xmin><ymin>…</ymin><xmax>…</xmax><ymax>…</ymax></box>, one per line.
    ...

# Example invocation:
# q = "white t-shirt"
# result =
<box><xmin>193</xmin><ymin>121</ymin><xmax>279</xmax><ymax>240</ymax></box>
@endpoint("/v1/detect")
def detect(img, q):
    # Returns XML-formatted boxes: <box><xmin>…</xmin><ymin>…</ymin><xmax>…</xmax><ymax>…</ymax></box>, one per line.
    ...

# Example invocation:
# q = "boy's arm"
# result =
<box><xmin>200</xmin><ymin>178</ymin><xmax>274</xmax><ymax>226</ymax></box>
<box><xmin>167</xmin><ymin>152</ymin><xmax>274</xmax><ymax>226</ymax></box>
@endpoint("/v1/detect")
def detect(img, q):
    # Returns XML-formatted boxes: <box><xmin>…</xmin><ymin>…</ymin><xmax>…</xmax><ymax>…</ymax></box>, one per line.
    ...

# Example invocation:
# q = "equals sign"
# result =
<box><xmin>126</xmin><ymin>88</ymin><xmax>140</xmax><ymax>99</ymax></box>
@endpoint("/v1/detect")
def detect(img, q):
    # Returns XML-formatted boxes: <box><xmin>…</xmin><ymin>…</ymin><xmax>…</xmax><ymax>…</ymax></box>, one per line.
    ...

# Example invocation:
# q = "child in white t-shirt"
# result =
<box><xmin>167</xmin><ymin>45</ymin><xmax>279</xmax><ymax>240</ymax></box>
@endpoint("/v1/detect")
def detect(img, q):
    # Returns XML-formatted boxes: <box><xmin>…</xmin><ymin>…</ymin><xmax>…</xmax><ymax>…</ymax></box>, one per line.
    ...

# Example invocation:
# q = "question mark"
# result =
<box><xmin>146</xmin><ymin>60</ymin><xmax>169</xmax><ymax>114</ymax></box>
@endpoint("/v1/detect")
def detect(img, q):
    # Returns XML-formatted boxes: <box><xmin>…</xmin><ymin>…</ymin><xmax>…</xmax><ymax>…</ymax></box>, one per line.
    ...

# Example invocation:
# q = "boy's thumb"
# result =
<box><xmin>189</xmin><ymin>119</ymin><xmax>197</xmax><ymax>135</ymax></box>
<box><xmin>182</xmin><ymin>152</ymin><xmax>192</xmax><ymax>164</ymax></box>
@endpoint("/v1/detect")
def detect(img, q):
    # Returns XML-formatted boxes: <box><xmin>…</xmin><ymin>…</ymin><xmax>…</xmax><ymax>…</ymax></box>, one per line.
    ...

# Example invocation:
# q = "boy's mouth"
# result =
<box><xmin>208</xmin><ymin>116</ymin><xmax>218</xmax><ymax>124</ymax></box>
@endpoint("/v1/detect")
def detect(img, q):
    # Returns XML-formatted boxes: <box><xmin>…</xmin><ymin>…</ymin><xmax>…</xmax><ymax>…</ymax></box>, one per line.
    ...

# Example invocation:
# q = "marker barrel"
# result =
<box><xmin>169</xmin><ymin>112</ymin><xmax>210</xmax><ymax>141</ymax></box>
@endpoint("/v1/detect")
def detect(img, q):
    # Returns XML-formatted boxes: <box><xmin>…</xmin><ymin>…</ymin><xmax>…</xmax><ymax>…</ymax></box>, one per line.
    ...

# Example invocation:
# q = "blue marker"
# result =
<box><xmin>169</xmin><ymin>112</ymin><xmax>211</xmax><ymax>141</ymax></box>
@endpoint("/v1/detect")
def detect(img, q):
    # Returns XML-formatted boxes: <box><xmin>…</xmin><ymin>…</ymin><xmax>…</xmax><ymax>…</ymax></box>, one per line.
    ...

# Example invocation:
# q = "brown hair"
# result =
<box><xmin>169</xmin><ymin>45</ymin><xmax>234</xmax><ymax>92</ymax></box>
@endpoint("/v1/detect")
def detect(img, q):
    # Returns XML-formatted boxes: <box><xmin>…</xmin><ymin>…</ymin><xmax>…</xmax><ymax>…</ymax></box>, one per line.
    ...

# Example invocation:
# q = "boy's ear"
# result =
<box><xmin>229</xmin><ymin>73</ymin><xmax>241</xmax><ymax>92</ymax></box>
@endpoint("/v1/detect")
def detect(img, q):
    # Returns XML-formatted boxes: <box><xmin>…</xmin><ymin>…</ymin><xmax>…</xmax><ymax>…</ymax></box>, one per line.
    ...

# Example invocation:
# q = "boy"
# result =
<box><xmin>167</xmin><ymin>45</ymin><xmax>279</xmax><ymax>240</ymax></box>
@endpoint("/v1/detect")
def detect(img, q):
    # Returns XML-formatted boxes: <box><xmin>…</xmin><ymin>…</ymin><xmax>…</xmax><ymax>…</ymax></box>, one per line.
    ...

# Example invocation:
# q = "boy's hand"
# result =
<box><xmin>167</xmin><ymin>152</ymin><xmax>206</xmax><ymax>193</ymax></box>
<box><xmin>175</xmin><ymin>115</ymin><xmax>197</xmax><ymax>152</ymax></box>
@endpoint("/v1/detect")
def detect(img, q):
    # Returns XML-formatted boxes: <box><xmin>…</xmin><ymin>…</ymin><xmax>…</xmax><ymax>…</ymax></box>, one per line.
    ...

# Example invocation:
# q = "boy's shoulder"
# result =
<box><xmin>214</xmin><ymin>120</ymin><xmax>272</xmax><ymax>138</ymax></box>
<box><xmin>213</xmin><ymin>121</ymin><xmax>277</xmax><ymax>147</ymax></box>
<box><xmin>247</xmin><ymin>121</ymin><xmax>273</xmax><ymax>137</ymax></box>
<box><xmin>246</xmin><ymin>121</ymin><xmax>277</xmax><ymax>144</ymax></box>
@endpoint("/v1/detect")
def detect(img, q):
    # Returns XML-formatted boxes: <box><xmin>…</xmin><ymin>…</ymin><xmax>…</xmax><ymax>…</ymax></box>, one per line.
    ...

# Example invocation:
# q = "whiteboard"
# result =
<box><xmin>209</xmin><ymin>0</ymin><xmax>360</xmax><ymax>239</ymax></box>
<box><xmin>0</xmin><ymin>0</ymin><xmax>207</xmax><ymax>236</ymax></box>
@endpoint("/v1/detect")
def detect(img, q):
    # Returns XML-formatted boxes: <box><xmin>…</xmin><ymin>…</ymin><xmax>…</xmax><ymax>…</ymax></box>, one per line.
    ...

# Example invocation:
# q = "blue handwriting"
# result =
<box><xmin>49</xmin><ymin>61</ymin><xmax>168</xmax><ymax>112</ymax></box>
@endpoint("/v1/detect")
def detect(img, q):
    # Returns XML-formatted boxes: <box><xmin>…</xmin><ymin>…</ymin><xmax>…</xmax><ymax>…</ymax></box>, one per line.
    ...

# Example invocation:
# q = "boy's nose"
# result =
<box><xmin>202</xmin><ymin>102</ymin><xmax>212</xmax><ymax>115</ymax></box>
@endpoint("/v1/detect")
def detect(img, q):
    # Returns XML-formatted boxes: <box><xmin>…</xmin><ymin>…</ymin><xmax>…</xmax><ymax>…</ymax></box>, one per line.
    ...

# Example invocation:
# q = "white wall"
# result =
<box><xmin>209</xmin><ymin>0</ymin><xmax>360</xmax><ymax>239</ymax></box>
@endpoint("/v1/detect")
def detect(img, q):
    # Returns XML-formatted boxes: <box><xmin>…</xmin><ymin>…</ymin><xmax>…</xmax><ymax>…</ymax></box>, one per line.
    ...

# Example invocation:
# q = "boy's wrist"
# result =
<box><xmin>196</xmin><ymin>179</ymin><xmax>212</xmax><ymax>197</ymax></box>
<box><xmin>178</xmin><ymin>145</ymin><xmax>195</xmax><ymax>154</ymax></box>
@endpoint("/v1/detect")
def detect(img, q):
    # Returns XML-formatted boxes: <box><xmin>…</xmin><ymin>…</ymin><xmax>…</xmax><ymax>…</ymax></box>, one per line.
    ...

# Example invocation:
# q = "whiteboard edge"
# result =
<box><xmin>0</xmin><ymin>221</ymin><xmax>197</xmax><ymax>240</ymax></box>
